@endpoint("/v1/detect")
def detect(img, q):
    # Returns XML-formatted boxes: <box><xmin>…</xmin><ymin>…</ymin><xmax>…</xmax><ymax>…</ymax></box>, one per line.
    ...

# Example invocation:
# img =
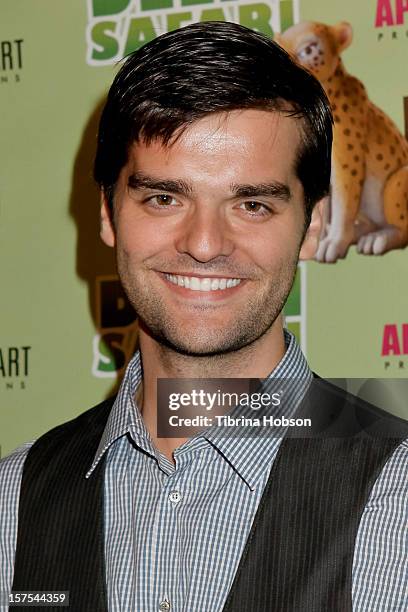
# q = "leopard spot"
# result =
<box><xmin>376</xmin><ymin>153</ymin><xmax>383</xmax><ymax>161</ymax></box>
<box><xmin>347</xmin><ymin>144</ymin><xmax>354</xmax><ymax>151</ymax></box>
<box><xmin>351</xmin><ymin>169</ymin><xmax>358</xmax><ymax>176</ymax></box>
<box><xmin>334</xmin><ymin>115</ymin><xmax>340</xmax><ymax>122</ymax></box>
<box><xmin>342</xmin><ymin>104</ymin><xmax>349</xmax><ymax>112</ymax></box>
<box><xmin>356</xmin><ymin>132</ymin><xmax>362</xmax><ymax>139</ymax></box>
<box><xmin>342</xmin><ymin>164</ymin><xmax>349</xmax><ymax>169</ymax></box>
<box><xmin>350</xmin><ymin>117</ymin><xmax>356</xmax><ymax>125</ymax></box>
<box><xmin>385</xmin><ymin>163</ymin><xmax>390</xmax><ymax>170</ymax></box>
<box><xmin>354</xmin><ymin>155</ymin><xmax>360</xmax><ymax>162</ymax></box>
<box><xmin>344</xmin><ymin>128</ymin><xmax>351</xmax><ymax>136</ymax></box>
<box><xmin>396</xmin><ymin>203</ymin><xmax>400</xmax><ymax>207</ymax></box>
<box><xmin>400</xmin><ymin>215</ymin><xmax>405</xmax><ymax>220</ymax></box>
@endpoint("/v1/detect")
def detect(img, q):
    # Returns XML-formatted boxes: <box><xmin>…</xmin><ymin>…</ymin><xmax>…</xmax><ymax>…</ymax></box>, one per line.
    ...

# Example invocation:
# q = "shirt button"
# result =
<box><xmin>159</xmin><ymin>600</ymin><xmax>170</xmax><ymax>611</ymax></box>
<box><xmin>168</xmin><ymin>490</ymin><xmax>182</xmax><ymax>504</ymax></box>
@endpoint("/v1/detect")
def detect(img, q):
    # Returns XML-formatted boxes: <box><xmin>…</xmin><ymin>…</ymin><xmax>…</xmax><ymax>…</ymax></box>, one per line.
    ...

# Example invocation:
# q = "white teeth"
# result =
<box><xmin>165</xmin><ymin>274</ymin><xmax>242</xmax><ymax>291</ymax></box>
<box><xmin>200</xmin><ymin>278</ymin><xmax>212</xmax><ymax>291</ymax></box>
<box><xmin>190</xmin><ymin>277</ymin><xmax>201</xmax><ymax>291</ymax></box>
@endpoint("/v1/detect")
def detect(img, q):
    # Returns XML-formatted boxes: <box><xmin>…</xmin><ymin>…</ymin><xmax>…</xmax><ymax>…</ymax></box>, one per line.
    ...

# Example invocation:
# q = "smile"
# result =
<box><xmin>165</xmin><ymin>274</ymin><xmax>242</xmax><ymax>291</ymax></box>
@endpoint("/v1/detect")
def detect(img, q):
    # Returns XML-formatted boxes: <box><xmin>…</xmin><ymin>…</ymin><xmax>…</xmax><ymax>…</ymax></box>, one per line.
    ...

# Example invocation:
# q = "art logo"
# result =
<box><xmin>381</xmin><ymin>323</ymin><xmax>408</xmax><ymax>371</ymax></box>
<box><xmin>0</xmin><ymin>345</ymin><xmax>31</xmax><ymax>390</ymax></box>
<box><xmin>0</xmin><ymin>38</ymin><xmax>23</xmax><ymax>84</ymax></box>
<box><xmin>86</xmin><ymin>0</ymin><xmax>299</xmax><ymax>65</ymax></box>
<box><xmin>375</xmin><ymin>0</ymin><xmax>408</xmax><ymax>26</ymax></box>
<box><xmin>375</xmin><ymin>0</ymin><xmax>408</xmax><ymax>39</ymax></box>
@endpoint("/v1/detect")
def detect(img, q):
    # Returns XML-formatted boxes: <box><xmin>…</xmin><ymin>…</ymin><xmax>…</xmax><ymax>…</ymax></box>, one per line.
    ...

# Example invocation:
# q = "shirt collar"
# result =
<box><xmin>86</xmin><ymin>328</ymin><xmax>312</xmax><ymax>483</ymax></box>
<box><xmin>85</xmin><ymin>352</ymin><xmax>144</xmax><ymax>478</ymax></box>
<box><xmin>196</xmin><ymin>328</ymin><xmax>313</xmax><ymax>489</ymax></box>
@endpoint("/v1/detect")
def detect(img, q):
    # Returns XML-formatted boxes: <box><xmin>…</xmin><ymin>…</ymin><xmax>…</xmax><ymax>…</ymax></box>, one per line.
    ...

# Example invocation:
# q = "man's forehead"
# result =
<box><xmin>126</xmin><ymin>109</ymin><xmax>303</xmax><ymax>163</ymax></box>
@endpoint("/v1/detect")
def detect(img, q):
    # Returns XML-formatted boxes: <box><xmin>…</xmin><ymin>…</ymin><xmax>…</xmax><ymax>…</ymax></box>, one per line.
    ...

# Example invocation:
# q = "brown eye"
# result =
<box><xmin>239</xmin><ymin>201</ymin><xmax>271</xmax><ymax>217</ymax></box>
<box><xmin>244</xmin><ymin>201</ymin><xmax>263</xmax><ymax>213</ymax></box>
<box><xmin>155</xmin><ymin>194</ymin><xmax>174</xmax><ymax>205</ymax></box>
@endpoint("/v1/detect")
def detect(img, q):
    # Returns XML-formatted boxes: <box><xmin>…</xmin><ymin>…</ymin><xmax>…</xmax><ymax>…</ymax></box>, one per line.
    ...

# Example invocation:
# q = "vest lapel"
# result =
<box><xmin>222</xmin><ymin>377</ymin><xmax>407</xmax><ymax>611</ymax></box>
<box><xmin>12</xmin><ymin>399</ymin><xmax>113</xmax><ymax>612</ymax></box>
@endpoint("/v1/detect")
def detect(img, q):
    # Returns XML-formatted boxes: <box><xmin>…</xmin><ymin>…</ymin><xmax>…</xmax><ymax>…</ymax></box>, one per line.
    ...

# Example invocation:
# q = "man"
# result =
<box><xmin>1</xmin><ymin>21</ymin><xmax>407</xmax><ymax>612</ymax></box>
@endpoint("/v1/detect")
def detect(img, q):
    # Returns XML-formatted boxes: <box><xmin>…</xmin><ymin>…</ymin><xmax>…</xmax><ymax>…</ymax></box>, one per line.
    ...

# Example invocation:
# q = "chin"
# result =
<box><xmin>162</xmin><ymin>335</ymin><xmax>230</xmax><ymax>356</ymax></box>
<box><xmin>155</xmin><ymin>326</ymin><xmax>258</xmax><ymax>357</ymax></box>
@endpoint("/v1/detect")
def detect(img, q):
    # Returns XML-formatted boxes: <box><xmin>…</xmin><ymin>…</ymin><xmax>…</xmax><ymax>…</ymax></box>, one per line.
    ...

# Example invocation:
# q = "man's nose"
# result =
<box><xmin>174</xmin><ymin>205</ymin><xmax>235</xmax><ymax>262</ymax></box>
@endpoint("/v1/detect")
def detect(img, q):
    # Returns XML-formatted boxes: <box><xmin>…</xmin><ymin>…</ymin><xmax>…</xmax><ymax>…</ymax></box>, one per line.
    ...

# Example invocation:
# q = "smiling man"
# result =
<box><xmin>1</xmin><ymin>21</ymin><xmax>407</xmax><ymax>612</ymax></box>
<box><xmin>106</xmin><ymin>111</ymin><xmax>303</xmax><ymax>362</ymax></box>
<box><xmin>100</xmin><ymin>108</ymin><xmax>320</xmax><ymax>458</ymax></box>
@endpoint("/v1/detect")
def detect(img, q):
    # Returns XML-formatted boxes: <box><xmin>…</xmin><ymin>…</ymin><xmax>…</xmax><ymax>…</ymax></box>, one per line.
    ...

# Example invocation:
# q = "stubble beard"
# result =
<box><xmin>117</xmin><ymin>252</ymin><xmax>299</xmax><ymax>358</ymax></box>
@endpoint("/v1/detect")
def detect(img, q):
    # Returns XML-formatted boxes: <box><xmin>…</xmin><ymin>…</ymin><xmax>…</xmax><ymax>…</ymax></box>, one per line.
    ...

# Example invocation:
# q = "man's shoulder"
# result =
<box><xmin>0</xmin><ymin>441</ymin><xmax>35</xmax><ymax>490</ymax></box>
<box><xmin>382</xmin><ymin>436</ymin><xmax>408</xmax><ymax>470</ymax></box>
<box><xmin>388</xmin><ymin>436</ymin><xmax>408</xmax><ymax>465</ymax></box>
<box><xmin>0</xmin><ymin>396</ymin><xmax>116</xmax><ymax>484</ymax></box>
<box><xmin>395</xmin><ymin>437</ymin><xmax>408</xmax><ymax>452</ymax></box>
<box><xmin>37</xmin><ymin>396</ymin><xmax>116</xmax><ymax>441</ymax></box>
<box><xmin>308</xmin><ymin>374</ymin><xmax>408</xmax><ymax>439</ymax></box>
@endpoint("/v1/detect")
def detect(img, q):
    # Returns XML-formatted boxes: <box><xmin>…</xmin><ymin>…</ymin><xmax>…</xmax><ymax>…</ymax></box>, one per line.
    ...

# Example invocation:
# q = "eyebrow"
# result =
<box><xmin>128</xmin><ymin>172</ymin><xmax>291</xmax><ymax>202</ymax></box>
<box><xmin>231</xmin><ymin>182</ymin><xmax>292</xmax><ymax>202</ymax></box>
<box><xmin>128</xmin><ymin>172</ymin><xmax>194</xmax><ymax>196</ymax></box>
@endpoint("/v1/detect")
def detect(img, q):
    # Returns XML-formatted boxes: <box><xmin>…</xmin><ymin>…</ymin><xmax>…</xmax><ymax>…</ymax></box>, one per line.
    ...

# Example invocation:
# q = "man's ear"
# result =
<box><xmin>299</xmin><ymin>197</ymin><xmax>327</xmax><ymax>261</ymax></box>
<box><xmin>100</xmin><ymin>191</ymin><xmax>116</xmax><ymax>248</ymax></box>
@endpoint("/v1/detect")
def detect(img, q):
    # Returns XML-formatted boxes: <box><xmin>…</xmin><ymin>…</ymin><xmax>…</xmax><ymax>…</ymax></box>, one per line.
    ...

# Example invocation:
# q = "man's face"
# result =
<box><xmin>101</xmin><ymin>109</ymin><xmax>316</xmax><ymax>356</ymax></box>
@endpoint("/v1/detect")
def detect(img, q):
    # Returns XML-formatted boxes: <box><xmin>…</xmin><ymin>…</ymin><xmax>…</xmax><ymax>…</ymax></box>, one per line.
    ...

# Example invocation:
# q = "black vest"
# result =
<box><xmin>11</xmin><ymin>376</ymin><xmax>408</xmax><ymax>611</ymax></box>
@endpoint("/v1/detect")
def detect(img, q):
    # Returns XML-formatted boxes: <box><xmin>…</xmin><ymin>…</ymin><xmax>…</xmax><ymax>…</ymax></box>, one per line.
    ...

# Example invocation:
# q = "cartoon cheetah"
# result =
<box><xmin>276</xmin><ymin>21</ymin><xmax>408</xmax><ymax>263</ymax></box>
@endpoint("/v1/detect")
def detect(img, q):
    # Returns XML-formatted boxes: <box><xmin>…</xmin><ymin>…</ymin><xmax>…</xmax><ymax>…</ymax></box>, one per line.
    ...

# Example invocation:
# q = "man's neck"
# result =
<box><xmin>135</xmin><ymin>318</ymin><xmax>287</xmax><ymax>463</ymax></box>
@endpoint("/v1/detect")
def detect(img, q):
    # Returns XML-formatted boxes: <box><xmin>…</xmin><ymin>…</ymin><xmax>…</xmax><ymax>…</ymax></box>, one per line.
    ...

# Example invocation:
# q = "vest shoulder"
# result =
<box><xmin>25</xmin><ymin>396</ymin><xmax>116</xmax><ymax>461</ymax></box>
<box><xmin>41</xmin><ymin>396</ymin><xmax>115</xmax><ymax>438</ymax></box>
<box><xmin>307</xmin><ymin>373</ymin><xmax>408</xmax><ymax>439</ymax></box>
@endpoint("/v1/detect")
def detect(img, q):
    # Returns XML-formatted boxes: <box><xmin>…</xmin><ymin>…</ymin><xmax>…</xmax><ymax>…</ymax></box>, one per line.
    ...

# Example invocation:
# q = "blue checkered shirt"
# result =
<box><xmin>1</xmin><ymin>329</ymin><xmax>407</xmax><ymax>611</ymax></box>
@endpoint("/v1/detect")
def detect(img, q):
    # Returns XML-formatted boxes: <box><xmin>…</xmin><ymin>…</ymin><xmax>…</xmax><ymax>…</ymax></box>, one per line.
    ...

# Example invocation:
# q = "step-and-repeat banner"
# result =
<box><xmin>1</xmin><ymin>0</ymin><xmax>407</xmax><ymax>456</ymax></box>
